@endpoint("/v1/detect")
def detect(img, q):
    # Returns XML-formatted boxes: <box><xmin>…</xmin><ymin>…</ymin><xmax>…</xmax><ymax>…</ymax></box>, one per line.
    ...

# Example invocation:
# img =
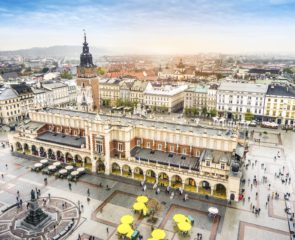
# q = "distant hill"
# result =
<box><xmin>0</xmin><ymin>45</ymin><xmax>109</xmax><ymax>58</ymax></box>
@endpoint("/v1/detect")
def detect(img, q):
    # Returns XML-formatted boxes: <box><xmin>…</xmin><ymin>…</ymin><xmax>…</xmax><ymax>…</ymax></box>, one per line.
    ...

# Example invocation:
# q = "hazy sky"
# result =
<box><xmin>0</xmin><ymin>0</ymin><xmax>295</xmax><ymax>54</ymax></box>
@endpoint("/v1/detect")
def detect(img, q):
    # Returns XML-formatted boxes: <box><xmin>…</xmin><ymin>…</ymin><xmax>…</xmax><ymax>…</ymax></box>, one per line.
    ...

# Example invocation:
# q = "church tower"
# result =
<box><xmin>76</xmin><ymin>31</ymin><xmax>100</xmax><ymax>112</ymax></box>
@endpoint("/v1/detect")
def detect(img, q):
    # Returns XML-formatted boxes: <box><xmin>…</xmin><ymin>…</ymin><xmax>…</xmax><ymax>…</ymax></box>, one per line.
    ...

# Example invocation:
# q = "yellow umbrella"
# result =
<box><xmin>120</xmin><ymin>214</ymin><xmax>134</xmax><ymax>224</ymax></box>
<box><xmin>173</xmin><ymin>214</ymin><xmax>187</xmax><ymax>223</ymax></box>
<box><xmin>133</xmin><ymin>202</ymin><xmax>145</xmax><ymax>211</ymax></box>
<box><xmin>117</xmin><ymin>223</ymin><xmax>132</xmax><ymax>235</ymax></box>
<box><xmin>177</xmin><ymin>221</ymin><xmax>192</xmax><ymax>232</ymax></box>
<box><xmin>137</xmin><ymin>195</ymin><xmax>149</xmax><ymax>203</ymax></box>
<box><xmin>152</xmin><ymin>229</ymin><xmax>166</xmax><ymax>239</ymax></box>
<box><xmin>143</xmin><ymin>206</ymin><xmax>148</xmax><ymax>216</ymax></box>
<box><xmin>147</xmin><ymin>238</ymin><xmax>157</xmax><ymax>240</ymax></box>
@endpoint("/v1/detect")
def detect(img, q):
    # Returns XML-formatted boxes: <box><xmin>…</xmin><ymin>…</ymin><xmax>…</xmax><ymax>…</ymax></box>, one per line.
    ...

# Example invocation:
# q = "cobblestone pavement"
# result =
<box><xmin>0</xmin><ymin>130</ymin><xmax>294</xmax><ymax>239</ymax></box>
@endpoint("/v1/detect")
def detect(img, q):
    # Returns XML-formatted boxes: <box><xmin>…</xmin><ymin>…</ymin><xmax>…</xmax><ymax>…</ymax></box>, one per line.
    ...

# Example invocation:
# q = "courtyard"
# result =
<box><xmin>0</xmin><ymin>129</ymin><xmax>294</xmax><ymax>239</ymax></box>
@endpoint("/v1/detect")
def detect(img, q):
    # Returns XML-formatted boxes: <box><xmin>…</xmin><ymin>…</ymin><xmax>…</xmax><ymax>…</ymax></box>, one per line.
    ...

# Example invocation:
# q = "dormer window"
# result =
<box><xmin>206</xmin><ymin>161</ymin><xmax>210</xmax><ymax>167</ymax></box>
<box><xmin>221</xmin><ymin>163</ymin><xmax>225</xmax><ymax>170</ymax></box>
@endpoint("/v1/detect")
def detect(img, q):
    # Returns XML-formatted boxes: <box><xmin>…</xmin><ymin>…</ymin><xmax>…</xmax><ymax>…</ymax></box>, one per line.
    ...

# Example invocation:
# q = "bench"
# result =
<box><xmin>52</xmin><ymin>221</ymin><xmax>74</xmax><ymax>239</ymax></box>
<box><xmin>1</xmin><ymin>203</ymin><xmax>18</xmax><ymax>213</ymax></box>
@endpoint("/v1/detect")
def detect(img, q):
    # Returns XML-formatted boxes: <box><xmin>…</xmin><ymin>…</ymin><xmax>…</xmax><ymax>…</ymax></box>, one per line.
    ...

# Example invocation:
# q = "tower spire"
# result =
<box><xmin>83</xmin><ymin>29</ymin><xmax>87</xmax><ymax>43</ymax></box>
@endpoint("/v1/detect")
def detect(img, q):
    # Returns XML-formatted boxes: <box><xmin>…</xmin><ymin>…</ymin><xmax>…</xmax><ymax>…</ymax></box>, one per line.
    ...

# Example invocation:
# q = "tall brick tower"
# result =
<box><xmin>76</xmin><ymin>31</ymin><xmax>100</xmax><ymax>112</ymax></box>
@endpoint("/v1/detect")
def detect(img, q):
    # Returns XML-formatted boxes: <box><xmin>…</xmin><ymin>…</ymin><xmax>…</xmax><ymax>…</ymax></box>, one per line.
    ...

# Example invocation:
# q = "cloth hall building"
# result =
<box><xmin>9</xmin><ymin>108</ymin><xmax>243</xmax><ymax>201</ymax></box>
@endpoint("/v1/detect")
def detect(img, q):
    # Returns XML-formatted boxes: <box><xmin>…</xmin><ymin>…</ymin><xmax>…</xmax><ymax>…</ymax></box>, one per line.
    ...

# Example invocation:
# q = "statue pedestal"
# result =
<box><xmin>16</xmin><ymin>196</ymin><xmax>57</xmax><ymax>233</ymax></box>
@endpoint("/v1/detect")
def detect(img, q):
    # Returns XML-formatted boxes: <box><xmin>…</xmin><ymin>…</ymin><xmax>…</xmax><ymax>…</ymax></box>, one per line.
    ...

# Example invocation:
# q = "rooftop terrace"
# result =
<box><xmin>130</xmin><ymin>146</ymin><xmax>200</xmax><ymax>171</ymax></box>
<box><xmin>36</xmin><ymin>131</ymin><xmax>86</xmax><ymax>148</ymax></box>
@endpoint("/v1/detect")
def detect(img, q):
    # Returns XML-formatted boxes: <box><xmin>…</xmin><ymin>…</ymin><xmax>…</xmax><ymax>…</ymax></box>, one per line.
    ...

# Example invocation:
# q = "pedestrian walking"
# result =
<box><xmin>87</xmin><ymin>188</ymin><xmax>90</xmax><ymax>196</ymax></box>
<box><xmin>69</xmin><ymin>182</ymin><xmax>72</xmax><ymax>190</ymax></box>
<box><xmin>106</xmin><ymin>227</ymin><xmax>109</xmax><ymax>234</ymax></box>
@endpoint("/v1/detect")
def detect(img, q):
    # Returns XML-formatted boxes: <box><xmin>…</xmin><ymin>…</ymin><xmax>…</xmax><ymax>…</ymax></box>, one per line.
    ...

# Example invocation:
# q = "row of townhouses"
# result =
<box><xmin>0</xmin><ymin>81</ymin><xmax>76</xmax><ymax>125</ymax></box>
<box><xmin>185</xmin><ymin>81</ymin><xmax>295</xmax><ymax>125</ymax></box>
<box><xmin>99</xmin><ymin>78</ymin><xmax>188</xmax><ymax>113</ymax></box>
<box><xmin>98</xmin><ymin>78</ymin><xmax>295</xmax><ymax>125</ymax></box>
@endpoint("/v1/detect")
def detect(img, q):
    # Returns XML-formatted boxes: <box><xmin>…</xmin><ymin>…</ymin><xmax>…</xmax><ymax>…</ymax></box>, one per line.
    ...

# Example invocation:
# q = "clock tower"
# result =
<box><xmin>76</xmin><ymin>31</ymin><xmax>100</xmax><ymax>112</ymax></box>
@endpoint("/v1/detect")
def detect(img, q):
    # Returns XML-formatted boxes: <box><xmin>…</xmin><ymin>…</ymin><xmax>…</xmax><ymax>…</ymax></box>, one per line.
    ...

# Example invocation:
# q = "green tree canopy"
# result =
<box><xmin>42</xmin><ymin>67</ymin><xmax>49</xmax><ymax>73</ymax></box>
<box><xmin>60</xmin><ymin>71</ymin><xmax>72</xmax><ymax>79</ymax></box>
<box><xmin>209</xmin><ymin>108</ymin><xmax>217</xmax><ymax>117</ymax></box>
<box><xmin>97</xmin><ymin>67</ymin><xmax>106</xmax><ymax>76</ymax></box>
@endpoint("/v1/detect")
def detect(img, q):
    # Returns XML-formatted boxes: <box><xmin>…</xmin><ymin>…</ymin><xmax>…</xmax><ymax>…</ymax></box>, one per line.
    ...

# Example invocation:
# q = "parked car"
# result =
<box><xmin>249</xmin><ymin>120</ymin><xmax>257</xmax><ymax>127</ymax></box>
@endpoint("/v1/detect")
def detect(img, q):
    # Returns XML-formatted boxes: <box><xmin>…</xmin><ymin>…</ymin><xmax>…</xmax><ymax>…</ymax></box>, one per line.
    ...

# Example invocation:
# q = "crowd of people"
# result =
<box><xmin>140</xmin><ymin>180</ymin><xmax>189</xmax><ymax>202</ymax></box>
<box><xmin>242</xmin><ymin>149</ymin><xmax>292</xmax><ymax>219</ymax></box>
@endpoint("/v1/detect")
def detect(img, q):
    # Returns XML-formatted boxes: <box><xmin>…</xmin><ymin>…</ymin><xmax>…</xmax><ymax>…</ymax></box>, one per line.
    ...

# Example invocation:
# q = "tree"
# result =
<box><xmin>60</xmin><ymin>71</ymin><xmax>72</xmax><ymax>79</ymax></box>
<box><xmin>210</xmin><ymin>108</ymin><xmax>217</xmax><ymax>117</ymax></box>
<box><xmin>97</xmin><ymin>67</ymin><xmax>106</xmax><ymax>76</ymax></box>
<box><xmin>147</xmin><ymin>198</ymin><xmax>162</xmax><ymax>222</ymax></box>
<box><xmin>184</xmin><ymin>108</ymin><xmax>191</xmax><ymax>116</ymax></box>
<box><xmin>283</xmin><ymin>68</ymin><xmax>293</xmax><ymax>74</ymax></box>
<box><xmin>245</xmin><ymin>111</ymin><xmax>254</xmax><ymax>121</ymax></box>
<box><xmin>102</xmin><ymin>99</ymin><xmax>111</xmax><ymax>107</ymax></box>
<box><xmin>115</xmin><ymin>98</ymin><xmax>124</xmax><ymax>107</ymax></box>
<box><xmin>201</xmin><ymin>107</ymin><xmax>207</xmax><ymax>117</ymax></box>
<box><xmin>191</xmin><ymin>107</ymin><xmax>199</xmax><ymax>116</ymax></box>
<box><xmin>42</xmin><ymin>67</ymin><xmax>49</xmax><ymax>73</ymax></box>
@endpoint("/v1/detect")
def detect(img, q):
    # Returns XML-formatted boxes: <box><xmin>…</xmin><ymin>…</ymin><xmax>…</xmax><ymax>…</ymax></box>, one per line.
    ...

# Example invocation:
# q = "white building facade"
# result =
<box><xmin>217</xmin><ymin>82</ymin><xmax>268</xmax><ymax>120</ymax></box>
<box><xmin>144</xmin><ymin>85</ymin><xmax>188</xmax><ymax>113</ymax></box>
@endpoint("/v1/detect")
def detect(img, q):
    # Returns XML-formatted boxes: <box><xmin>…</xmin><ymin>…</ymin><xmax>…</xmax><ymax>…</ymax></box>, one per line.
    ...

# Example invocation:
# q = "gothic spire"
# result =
<box><xmin>80</xmin><ymin>29</ymin><xmax>95</xmax><ymax>67</ymax></box>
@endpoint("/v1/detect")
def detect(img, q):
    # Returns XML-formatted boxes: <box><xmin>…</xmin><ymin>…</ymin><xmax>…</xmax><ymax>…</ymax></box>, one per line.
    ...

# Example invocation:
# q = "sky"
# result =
<box><xmin>0</xmin><ymin>0</ymin><xmax>295</xmax><ymax>54</ymax></box>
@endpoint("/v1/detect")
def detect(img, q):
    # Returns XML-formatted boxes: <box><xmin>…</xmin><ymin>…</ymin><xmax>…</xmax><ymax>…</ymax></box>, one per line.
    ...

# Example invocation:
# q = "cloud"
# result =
<box><xmin>0</xmin><ymin>0</ymin><xmax>294</xmax><ymax>53</ymax></box>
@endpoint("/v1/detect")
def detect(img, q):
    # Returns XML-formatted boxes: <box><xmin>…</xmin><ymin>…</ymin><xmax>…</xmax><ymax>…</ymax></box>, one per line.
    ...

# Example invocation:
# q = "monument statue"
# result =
<box><xmin>31</xmin><ymin>189</ymin><xmax>36</xmax><ymax>200</ymax></box>
<box><xmin>20</xmin><ymin>189</ymin><xmax>51</xmax><ymax>229</ymax></box>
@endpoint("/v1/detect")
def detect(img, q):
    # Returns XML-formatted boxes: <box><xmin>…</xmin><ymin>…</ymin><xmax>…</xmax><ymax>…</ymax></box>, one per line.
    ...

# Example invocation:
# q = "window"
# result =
<box><xmin>206</xmin><ymin>161</ymin><xmax>210</xmax><ymax>167</ymax></box>
<box><xmin>146</xmin><ymin>142</ymin><xmax>150</xmax><ymax>148</ymax></box>
<box><xmin>170</xmin><ymin>145</ymin><xmax>174</xmax><ymax>152</ymax></box>
<box><xmin>136</xmin><ymin>139</ymin><xmax>141</xmax><ymax>147</ymax></box>
<box><xmin>182</xmin><ymin>148</ymin><xmax>186</xmax><ymax>155</ymax></box>
<box><xmin>158</xmin><ymin>144</ymin><xmax>162</xmax><ymax>151</ymax></box>
<box><xmin>97</xmin><ymin>142</ymin><xmax>103</xmax><ymax>154</ymax></box>
<box><xmin>221</xmin><ymin>163</ymin><xmax>225</xmax><ymax>170</ymax></box>
<box><xmin>118</xmin><ymin>143</ymin><xmax>123</xmax><ymax>152</ymax></box>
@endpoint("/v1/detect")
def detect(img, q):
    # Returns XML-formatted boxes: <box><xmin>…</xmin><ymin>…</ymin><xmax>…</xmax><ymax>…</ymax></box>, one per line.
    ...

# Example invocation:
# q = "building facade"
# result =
<box><xmin>144</xmin><ymin>85</ymin><xmax>187</xmax><ymax>113</ymax></box>
<box><xmin>32</xmin><ymin>81</ymin><xmax>70</xmax><ymax>108</ymax></box>
<box><xmin>207</xmin><ymin>84</ymin><xmax>218</xmax><ymax>111</ymax></box>
<box><xmin>0</xmin><ymin>84</ymin><xmax>33</xmax><ymax>125</ymax></box>
<box><xmin>217</xmin><ymin>82</ymin><xmax>268</xmax><ymax>120</ymax></box>
<box><xmin>184</xmin><ymin>85</ymin><xmax>208</xmax><ymax>110</ymax></box>
<box><xmin>9</xmin><ymin>108</ymin><xmax>243</xmax><ymax>201</ymax></box>
<box><xmin>264</xmin><ymin>85</ymin><xmax>295</xmax><ymax>125</ymax></box>
<box><xmin>99</xmin><ymin>78</ymin><xmax>121</xmax><ymax>107</ymax></box>
<box><xmin>130</xmin><ymin>80</ymin><xmax>152</xmax><ymax>104</ymax></box>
